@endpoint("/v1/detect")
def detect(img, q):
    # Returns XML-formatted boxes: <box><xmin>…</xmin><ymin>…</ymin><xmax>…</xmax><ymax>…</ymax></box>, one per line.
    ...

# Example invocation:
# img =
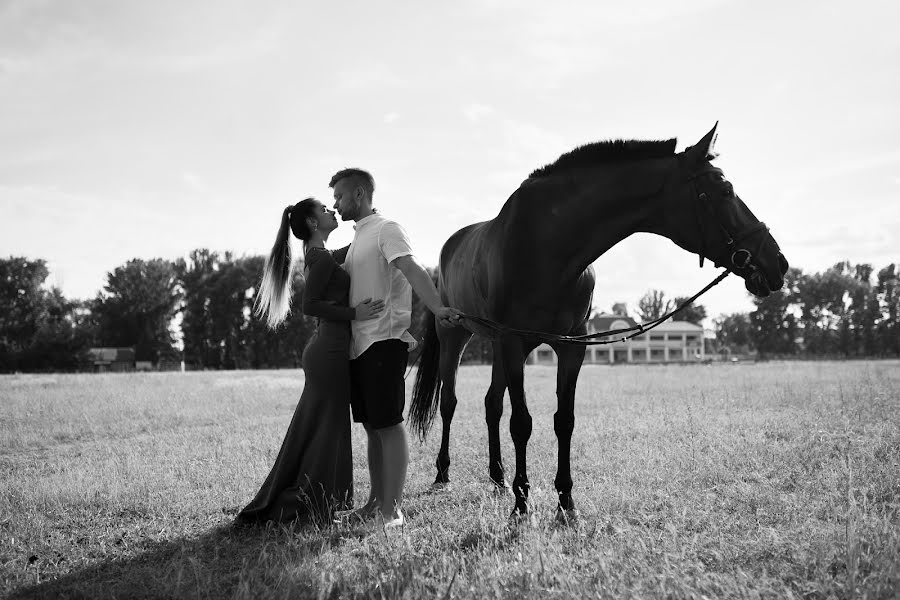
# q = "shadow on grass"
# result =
<box><xmin>9</xmin><ymin>520</ymin><xmax>361</xmax><ymax>600</ymax></box>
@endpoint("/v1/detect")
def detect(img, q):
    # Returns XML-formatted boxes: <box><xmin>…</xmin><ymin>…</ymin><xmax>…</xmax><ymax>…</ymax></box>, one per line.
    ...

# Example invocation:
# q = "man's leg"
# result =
<box><xmin>363</xmin><ymin>423</ymin><xmax>383</xmax><ymax>514</ymax></box>
<box><xmin>377</xmin><ymin>422</ymin><xmax>408</xmax><ymax>521</ymax></box>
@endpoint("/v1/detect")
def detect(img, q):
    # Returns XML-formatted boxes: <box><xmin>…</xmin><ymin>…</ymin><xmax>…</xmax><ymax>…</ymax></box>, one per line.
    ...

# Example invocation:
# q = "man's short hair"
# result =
<box><xmin>329</xmin><ymin>168</ymin><xmax>375</xmax><ymax>199</ymax></box>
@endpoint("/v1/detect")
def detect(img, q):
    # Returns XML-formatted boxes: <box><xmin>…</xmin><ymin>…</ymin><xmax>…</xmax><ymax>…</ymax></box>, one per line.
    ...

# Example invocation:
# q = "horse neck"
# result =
<box><xmin>522</xmin><ymin>158</ymin><xmax>676</xmax><ymax>282</ymax></box>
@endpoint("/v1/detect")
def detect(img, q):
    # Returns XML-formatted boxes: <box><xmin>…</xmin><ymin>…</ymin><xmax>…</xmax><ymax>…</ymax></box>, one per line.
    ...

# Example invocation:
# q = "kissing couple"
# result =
<box><xmin>234</xmin><ymin>168</ymin><xmax>462</xmax><ymax>530</ymax></box>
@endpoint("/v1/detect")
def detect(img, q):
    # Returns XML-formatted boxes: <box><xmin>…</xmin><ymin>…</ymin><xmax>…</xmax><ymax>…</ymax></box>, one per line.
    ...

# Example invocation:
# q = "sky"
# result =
<box><xmin>2</xmin><ymin>0</ymin><xmax>898</xmax><ymax>327</ymax></box>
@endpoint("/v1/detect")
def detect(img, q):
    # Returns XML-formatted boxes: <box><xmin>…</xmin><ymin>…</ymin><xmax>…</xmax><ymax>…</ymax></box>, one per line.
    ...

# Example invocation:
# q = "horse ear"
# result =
<box><xmin>685</xmin><ymin>122</ymin><xmax>719</xmax><ymax>163</ymax></box>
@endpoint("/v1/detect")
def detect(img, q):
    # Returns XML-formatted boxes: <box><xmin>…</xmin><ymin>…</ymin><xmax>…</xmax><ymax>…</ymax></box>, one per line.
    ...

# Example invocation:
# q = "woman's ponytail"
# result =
<box><xmin>254</xmin><ymin>206</ymin><xmax>295</xmax><ymax>328</ymax></box>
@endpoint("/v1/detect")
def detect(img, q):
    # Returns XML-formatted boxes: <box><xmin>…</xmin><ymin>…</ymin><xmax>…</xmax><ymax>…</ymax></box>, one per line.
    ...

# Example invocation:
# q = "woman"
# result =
<box><xmin>234</xmin><ymin>198</ymin><xmax>383</xmax><ymax>526</ymax></box>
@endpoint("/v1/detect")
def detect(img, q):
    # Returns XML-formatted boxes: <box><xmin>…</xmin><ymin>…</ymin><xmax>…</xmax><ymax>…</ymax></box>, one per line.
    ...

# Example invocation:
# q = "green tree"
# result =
<box><xmin>205</xmin><ymin>253</ymin><xmax>253</xmax><ymax>369</ymax></box>
<box><xmin>243</xmin><ymin>260</ymin><xmax>316</xmax><ymax>369</ymax></box>
<box><xmin>93</xmin><ymin>258</ymin><xmax>181</xmax><ymax>363</ymax></box>
<box><xmin>847</xmin><ymin>263</ymin><xmax>878</xmax><ymax>357</ymax></box>
<box><xmin>0</xmin><ymin>257</ymin><xmax>50</xmax><ymax>369</ymax></box>
<box><xmin>175</xmin><ymin>249</ymin><xmax>220</xmax><ymax>369</ymax></box>
<box><xmin>670</xmin><ymin>296</ymin><xmax>707</xmax><ymax>326</ymax></box>
<box><xmin>25</xmin><ymin>288</ymin><xmax>92</xmax><ymax>371</ymax></box>
<box><xmin>637</xmin><ymin>289</ymin><xmax>671</xmax><ymax>322</ymax></box>
<box><xmin>177</xmin><ymin>250</ymin><xmax>316</xmax><ymax>369</ymax></box>
<box><xmin>876</xmin><ymin>264</ymin><xmax>899</xmax><ymax>356</ymax></box>
<box><xmin>749</xmin><ymin>266</ymin><xmax>801</xmax><ymax>358</ymax></box>
<box><xmin>795</xmin><ymin>263</ymin><xmax>857</xmax><ymax>356</ymax></box>
<box><xmin>714</xmin><ymin>312</ymin><xmax>753</xmax><ymax>355</ymax></box>
<box><xmin>0</xmin><ymin>257</ymin><xmax>92</xmax><ymax>371</ymax></box>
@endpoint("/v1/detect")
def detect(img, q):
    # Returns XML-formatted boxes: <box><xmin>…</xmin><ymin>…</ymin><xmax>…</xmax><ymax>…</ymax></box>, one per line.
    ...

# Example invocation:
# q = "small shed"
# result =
<box><xmin>86</xmin><ymin>347</ymin><xmax>136</xmax><ymax>373</ymax></box>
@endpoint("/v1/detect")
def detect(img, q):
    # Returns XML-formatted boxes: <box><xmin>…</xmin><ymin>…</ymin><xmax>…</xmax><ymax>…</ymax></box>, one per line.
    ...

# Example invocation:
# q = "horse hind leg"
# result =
<box><xmin>551</xmin><ymin>342</ymin><xmax>586</xmax><ymax>523</ymax></box>
<box><xmin>433</xmin><ymin>324</ymin><xmax>472</xmax><ymax>488</ymax></box>
<box><xmin>499</xmin><ymin>336</ymin><xmax>532</xmax><ymax>517</ymax></box>
<box><xmin>484</xmin><ymin>342</ymin><xmax>507</xmax><ymax>490</ymax></box>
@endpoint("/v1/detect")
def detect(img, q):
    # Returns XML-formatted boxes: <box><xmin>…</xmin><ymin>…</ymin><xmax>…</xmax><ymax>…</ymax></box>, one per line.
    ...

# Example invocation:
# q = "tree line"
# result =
<box><xmin>717</xmin><ymin>263</ymin><xmax>900</xmax><ymax>359</ymax></box>
<box><xmin>1</xmin><ymin>255</ymin><xmax>898</xmax><ymax>373</ymax></box>
<box><xmin>1</xmin><ymin>252</ymin><xmax>304</xmax><ymax>372</ymax></box>
<box><xmin>610</xmin><ymin>262</ymin><xmax>899</xmax><ymax>359</ymax></box>
<box><xmin>0</xmin><ymin>251</ymin><xmax>443</xmax><ymax>373</ymax></box>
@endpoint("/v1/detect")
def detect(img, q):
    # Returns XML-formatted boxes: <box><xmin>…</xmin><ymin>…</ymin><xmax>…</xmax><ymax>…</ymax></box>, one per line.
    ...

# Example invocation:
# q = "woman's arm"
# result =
<box><xmin>302</xmin><ymin>251</ymin><xmax>356</xmax><ymax>321</ymax></box>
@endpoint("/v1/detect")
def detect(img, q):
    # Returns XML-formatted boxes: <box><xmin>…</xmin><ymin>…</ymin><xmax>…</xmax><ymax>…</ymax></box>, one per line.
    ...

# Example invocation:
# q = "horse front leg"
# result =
<box><xmin>500</xmin><ymin>336</ymin><xmax>532</xmax><ymax>516</ymax></box>
<box><xmin>551</xmin><ymin>342</ymin><xmax>585</xmax><ymax>521</ymax></box>
<box><xmin>433</xmin><ymin>326</ymin><xmax>472</xmax><ymax>488</ymax></box>
<box><xmin>484</xmin><ymin>342</ymin><xmax>507</xmax><ymax>490</ymax></box>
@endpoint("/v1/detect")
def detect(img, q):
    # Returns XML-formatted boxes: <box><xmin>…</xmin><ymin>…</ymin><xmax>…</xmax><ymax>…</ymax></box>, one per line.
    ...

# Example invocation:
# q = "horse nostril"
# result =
<box><xmin>778</xmin><ymin>253</ymin><xmax>789</xmax><ymax>274</ymax></box>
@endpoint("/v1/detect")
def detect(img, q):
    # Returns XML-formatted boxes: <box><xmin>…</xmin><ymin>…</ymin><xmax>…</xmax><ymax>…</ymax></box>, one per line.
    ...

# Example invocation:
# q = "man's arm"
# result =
<box><xmin>391</xmin><ymin>255</ymin><xmax>462</xmax><ymax>326</ymax></box>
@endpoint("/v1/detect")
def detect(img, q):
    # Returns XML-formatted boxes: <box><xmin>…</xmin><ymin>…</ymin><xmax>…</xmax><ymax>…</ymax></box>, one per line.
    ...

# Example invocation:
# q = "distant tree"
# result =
<box><xmin>637</xmin><ymin>290</ymin><xmax>671</xmax><ymax>322</ymax></box>
<box><xmin>847</xmin><ymin>263</ymin><xmax>878</xmax><ymax>357</ymax></box>
<box><xmin>175</xmin><ymin>249</ymin><xmax>220</xmax><ymax>368</ymax></box>
<box><xmin>714</xmin><ymin>312</ymin><xmax>753</xmax><ymax>355</ymax></box>
<box><xmin>796</xmin><ymin>262</ymin><xmax>858</xmax><ymax>356</ymax></box>
<box><xmin>206</xmin><ymin>253</ymin><xmax>253</xmax><ymax>369</ymax></box>
<box><xmin>242</xmin><ymin>254</ymin><xmax>315</xmax><ymax>369</ymax></box>
<box><xmin>0</xmin><ymin>257</ymin><xmax>92</xmax><ymax>371</ymax></box>
<box><xmin>0</xmin><ymin>257</ymin><xmax>50</xmax><ymax>369</ymax></box>
<box><xmin>750</xmin><ymin>266</ymin><xmax>801</xmax><ymax>358</ymax></box>
<box><xmin>670</xmin><ymin>296</ymin><xmax>707</xmax><ymax>326</ymax></box>
<box><xmin>25</xmin><ymin>288</ymin><xmax>91</xmax><ymax>371</ymax></box>
<box><xmin>177</xmin><ymin>250</ymin><xmax>316</xmax><ymax>369</ymax></box>
<box><xmin>93</xmin><ymin>258</ymin><xmax>181</xmax><ymax>363</ymax></box>
<box><xmin>611</xmin><ymin>302</ymin><xmax>629</xmax><ymax>317</ymax></box>
<box><xmin>876</xmin><ymin>264</ymin><xmax>899</xmax><ymax>356</ymax></box>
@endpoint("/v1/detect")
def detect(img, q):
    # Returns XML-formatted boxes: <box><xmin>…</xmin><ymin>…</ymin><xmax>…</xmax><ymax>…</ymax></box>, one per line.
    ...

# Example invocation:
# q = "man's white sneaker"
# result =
<box><xmin>382</xmin><ymin>510</ymin><xmax>405</xmax><ymax>530</ymax></box>
<box><xmin>333</xmin><ymin>507</ymin><xmax>377</xmax><ymax>524</ymax></box>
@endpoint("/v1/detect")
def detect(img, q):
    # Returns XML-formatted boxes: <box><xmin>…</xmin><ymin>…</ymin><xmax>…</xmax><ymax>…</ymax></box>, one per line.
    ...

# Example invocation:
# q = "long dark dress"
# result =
<box><xmin>236</xmin><ymin>248</ymin><xmax>355</xmax><ymax>525</ymax></box>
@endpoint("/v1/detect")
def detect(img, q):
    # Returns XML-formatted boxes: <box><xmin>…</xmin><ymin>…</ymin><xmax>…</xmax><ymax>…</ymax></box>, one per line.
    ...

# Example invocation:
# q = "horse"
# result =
<box><xmin>409</xmin><ymin>123</ymin><xmax>789</xmax><ymax>519</ymax></box>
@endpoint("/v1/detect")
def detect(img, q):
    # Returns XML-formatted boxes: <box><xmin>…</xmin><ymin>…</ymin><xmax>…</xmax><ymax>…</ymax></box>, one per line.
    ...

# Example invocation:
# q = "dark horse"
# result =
<box><xmin>409</xmin><ymin>124</ymin><xmax>789</xmax><ymax>519</ymax></box>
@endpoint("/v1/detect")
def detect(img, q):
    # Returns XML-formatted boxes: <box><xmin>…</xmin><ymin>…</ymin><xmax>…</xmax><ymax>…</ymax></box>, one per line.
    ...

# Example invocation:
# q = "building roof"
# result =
<box><xmin>646</xmin><ymin>320</ymin><xmax>703</xmax><ymax>332</ymax></box>
<box><xmin>588</xmin><ymin>313</ymin><xmax>638</xmax><ymax>333</ymax></box>
<box><xmin>588</xmin><ymin>314</ymin><xmax>702</xmax><ymax>334</ymax></box>
<box><xmin>87</xmin><ymin>347</ymin><xmax>136</xmax><ymax>362</ymax></box>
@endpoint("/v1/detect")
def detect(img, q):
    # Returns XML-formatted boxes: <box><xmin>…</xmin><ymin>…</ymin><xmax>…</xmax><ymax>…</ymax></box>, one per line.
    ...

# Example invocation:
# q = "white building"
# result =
<box><xmin>528</xmin><ymin>313</ymin><xmax>705</xmax><ymax>365</ymax></box>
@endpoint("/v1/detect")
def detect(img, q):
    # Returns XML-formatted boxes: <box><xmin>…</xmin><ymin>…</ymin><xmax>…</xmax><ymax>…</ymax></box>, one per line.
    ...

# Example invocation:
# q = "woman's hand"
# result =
<box><xmin>354</xmin><ymin>298</ymin><xmax>385</xmax><ymax>320</ymax></box>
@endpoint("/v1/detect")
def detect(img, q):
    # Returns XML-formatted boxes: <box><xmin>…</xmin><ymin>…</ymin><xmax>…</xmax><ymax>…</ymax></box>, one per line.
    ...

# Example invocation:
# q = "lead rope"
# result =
<box><xmin>455</xmin><ymin>268</ymin><xmax>731</xmax><ymax>347</ymax></box>
<box><xmin>402</xmin><ymin>267</ymin><xmax>731</xmax><ymax>379</ymax></box>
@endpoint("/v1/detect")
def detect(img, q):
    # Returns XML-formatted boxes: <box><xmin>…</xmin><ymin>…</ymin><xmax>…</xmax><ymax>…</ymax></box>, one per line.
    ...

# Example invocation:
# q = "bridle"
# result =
<box><xmin>688</xmin><ymin>165</ymin><xmax>770</xmax><ymax>274</ymax></box>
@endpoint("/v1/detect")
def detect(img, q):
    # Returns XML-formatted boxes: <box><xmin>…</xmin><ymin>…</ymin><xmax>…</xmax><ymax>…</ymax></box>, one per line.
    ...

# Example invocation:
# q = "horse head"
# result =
<box><xmin>677</xmin><ymin>123</ymin><xmax>789</xmax><ymax>297</ymax></box>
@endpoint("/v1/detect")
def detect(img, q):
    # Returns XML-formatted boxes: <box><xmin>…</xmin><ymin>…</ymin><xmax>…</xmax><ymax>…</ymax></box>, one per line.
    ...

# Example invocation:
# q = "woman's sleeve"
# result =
<box><xmin>302</xmin><ymin>251</ymin><xmax>356</xmax><ymax>321</ymax></box>
<box><xmin>332</xmin><ymin>244</ymin><xmax>351</xmax><ymax>264</ymax></box>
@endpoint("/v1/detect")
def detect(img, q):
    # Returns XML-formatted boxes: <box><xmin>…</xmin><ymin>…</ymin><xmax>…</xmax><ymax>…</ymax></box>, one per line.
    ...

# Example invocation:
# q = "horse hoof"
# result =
<box><xmin>508</xmin><ymin>510</ymin><xmax>529</xmax><ymax>525</ymax></box>
<box><xmin>491</xmin><ymin>481</ymin><xmax>510</xmax><ymax>496</ymax></box>
<box><xmin>429</xmin><ymin>481</ymin><xmax>452</xmax><ymax>493</ymax></box>
<box><xmin>555</xmin><ymin>508</ymin><xmax>580</xmax><ymax>526</ymax></box>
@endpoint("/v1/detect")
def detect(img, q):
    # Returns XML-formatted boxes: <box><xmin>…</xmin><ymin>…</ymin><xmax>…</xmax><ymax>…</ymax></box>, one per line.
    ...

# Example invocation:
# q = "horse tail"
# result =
<box><xmin>409</xmin><ymin>310</ymin><xmax>441</xmax><ymax>441</ymax></box>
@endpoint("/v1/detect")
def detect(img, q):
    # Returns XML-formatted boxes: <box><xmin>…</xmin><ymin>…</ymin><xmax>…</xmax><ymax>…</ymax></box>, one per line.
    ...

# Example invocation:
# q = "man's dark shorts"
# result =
<box><xmin>350</xmin><ymin>339</ymin><xmax>409</xmax><ymax>429</ymax></box>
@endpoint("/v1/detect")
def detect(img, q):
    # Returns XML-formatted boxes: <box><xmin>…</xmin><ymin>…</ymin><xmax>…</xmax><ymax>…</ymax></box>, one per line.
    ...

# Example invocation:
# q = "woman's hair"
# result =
<box><xmin>254</xmin><ymin>198</ymin><xmax>319</xmax><ymax>328</ymax></box>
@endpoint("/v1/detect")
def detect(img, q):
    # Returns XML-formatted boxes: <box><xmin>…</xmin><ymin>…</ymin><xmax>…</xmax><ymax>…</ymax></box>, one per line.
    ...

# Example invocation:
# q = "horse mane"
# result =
<box><xmin>529</xmin><ymin>138</ymin><xmax>678</xmax><ymax>179</ymax></box>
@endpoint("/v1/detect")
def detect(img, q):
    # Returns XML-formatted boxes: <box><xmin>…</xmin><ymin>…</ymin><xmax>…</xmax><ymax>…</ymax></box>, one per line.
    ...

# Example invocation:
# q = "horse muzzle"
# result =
<box><xmin>742</xmin><ymin>251</ymin><xmax>788</xmax><ymax>298</ymax></box>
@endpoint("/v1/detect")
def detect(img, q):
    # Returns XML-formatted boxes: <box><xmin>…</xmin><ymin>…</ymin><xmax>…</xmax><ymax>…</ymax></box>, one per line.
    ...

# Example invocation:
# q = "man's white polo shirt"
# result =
<box><xmin>343</xmin><ymin>213</ymin><xmax>418</xmax><ymax>360</ymax></box>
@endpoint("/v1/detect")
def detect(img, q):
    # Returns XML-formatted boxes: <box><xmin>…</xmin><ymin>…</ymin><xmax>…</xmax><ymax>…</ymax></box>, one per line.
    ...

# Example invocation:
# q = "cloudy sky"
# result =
<box><xmin>2</xmin><ymin>0</ymin><xmax>898</xmax><ymax>325</ymax></box>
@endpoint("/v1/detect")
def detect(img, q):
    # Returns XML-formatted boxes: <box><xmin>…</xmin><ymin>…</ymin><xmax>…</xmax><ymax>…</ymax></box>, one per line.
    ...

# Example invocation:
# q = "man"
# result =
<box><xmin>330</xmin><ymin>168</ymin><xmax>461</xmax><ymax>529</ymax></box>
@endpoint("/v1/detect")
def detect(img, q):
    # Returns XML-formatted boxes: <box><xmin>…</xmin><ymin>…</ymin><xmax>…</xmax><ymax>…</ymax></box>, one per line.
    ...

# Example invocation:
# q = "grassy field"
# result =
<box><xmin>1</xmin><ymin>361</ymin><xmax>898</xmax><ymax>599</ymax></box>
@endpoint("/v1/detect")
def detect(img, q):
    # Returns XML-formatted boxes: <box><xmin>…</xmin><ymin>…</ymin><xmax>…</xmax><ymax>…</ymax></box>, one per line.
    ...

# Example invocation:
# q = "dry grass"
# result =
<box><xmin>1</xmin><ymin>361</ymin><xmax>898</xmax><ymax>599</ymax></box>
